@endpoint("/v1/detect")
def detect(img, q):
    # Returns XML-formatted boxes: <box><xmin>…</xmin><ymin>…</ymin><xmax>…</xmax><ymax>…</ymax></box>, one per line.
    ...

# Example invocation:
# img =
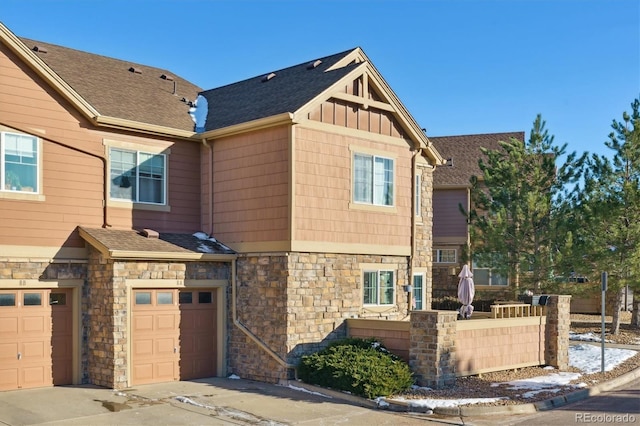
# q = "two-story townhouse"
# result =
<box><xmin>430</xmin><ymin>132</ymin><xmax>524</xmax><ymax>302</ymax></box>
<box><xmin>0</xmin><ymin>21</ymin><xmax>443</xmax><ymax>391</ymax></box>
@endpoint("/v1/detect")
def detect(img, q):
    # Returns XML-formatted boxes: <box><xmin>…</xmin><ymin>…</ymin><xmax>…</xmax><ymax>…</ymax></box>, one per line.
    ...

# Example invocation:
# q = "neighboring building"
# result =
<box><xmin>430</xmin><ymin>132</ymin><xmax>524</xmax><ymax>301</ymax></box>
<box><xmin>0</xmin><ymin>22</ymin><xmax>443</xmax><ymax>390</ymax></box>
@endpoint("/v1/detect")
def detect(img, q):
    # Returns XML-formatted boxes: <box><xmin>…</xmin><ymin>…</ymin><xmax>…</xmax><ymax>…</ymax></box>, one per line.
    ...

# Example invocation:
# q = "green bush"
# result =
<box><xmin>297</xmin><ymin>337</ymin><xmax>414</xmax><ymax>399</ymax></box>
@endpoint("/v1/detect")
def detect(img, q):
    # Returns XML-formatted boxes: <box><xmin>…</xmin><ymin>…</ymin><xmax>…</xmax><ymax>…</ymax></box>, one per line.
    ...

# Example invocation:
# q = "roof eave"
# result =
<box><xmin>94</xmin><ymin>116</ymin><xmax>197</xmax><ymax>140</ymax></box>
<box><xmin>199</xmin><ymin>112</ymin><xmax>295</xmax><ymax>140</ymax></box>
<box><xmin>108</xmin><ymin>251</ymin><xmax>237</xmax><ymax>261</ymax></box>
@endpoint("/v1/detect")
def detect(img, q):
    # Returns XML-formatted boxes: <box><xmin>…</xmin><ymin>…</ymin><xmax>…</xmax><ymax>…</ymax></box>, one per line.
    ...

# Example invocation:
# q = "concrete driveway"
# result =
<box><xmin>0</xmin><ymin>378</ymin><xmax>451</xmax><ymax>425</ymax></box>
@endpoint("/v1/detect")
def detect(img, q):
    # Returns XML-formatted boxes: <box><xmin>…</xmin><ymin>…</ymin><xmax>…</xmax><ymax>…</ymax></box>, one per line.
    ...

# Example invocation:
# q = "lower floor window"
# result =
<box><xmin>412</xmin><ymin>274</ymin><xmax>424</xmax><ymax>310</ymax></box>
<box><xmin>473</xmin><ymin>257</ymin><xmax>508</xmax><ymax>286</ymax></box>
<box><xmin>363</xmin><ymin>270</ymin><xmax>395</xmax><ymax>305</ymax></box>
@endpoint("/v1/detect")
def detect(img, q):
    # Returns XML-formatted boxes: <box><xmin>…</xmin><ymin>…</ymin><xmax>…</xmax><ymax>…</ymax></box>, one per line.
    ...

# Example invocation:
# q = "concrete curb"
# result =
<box><xmin>285</xmin><ymin>365</ymin><xmax>640</xmax><ymax>417</ymax></box>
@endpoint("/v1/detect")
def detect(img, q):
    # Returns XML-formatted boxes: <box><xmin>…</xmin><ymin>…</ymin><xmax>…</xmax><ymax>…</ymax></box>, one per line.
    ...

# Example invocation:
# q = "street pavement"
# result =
<box><xmin>0</xmin><ymin>363</ymin><xmax>638</xmax><ymax>425</ymax></box>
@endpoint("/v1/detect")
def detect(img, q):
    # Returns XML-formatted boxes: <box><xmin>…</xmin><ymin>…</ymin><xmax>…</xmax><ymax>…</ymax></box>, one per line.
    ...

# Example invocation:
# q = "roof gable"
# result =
<box><xmin>431</xmin><ymin>132</ymin><xmax>525</xmax><ymax>187</ymax></box>
<box><xmin>199</xmin><ymin>49</ymin><xmax>360</xmax><ymax>131</ymax></box>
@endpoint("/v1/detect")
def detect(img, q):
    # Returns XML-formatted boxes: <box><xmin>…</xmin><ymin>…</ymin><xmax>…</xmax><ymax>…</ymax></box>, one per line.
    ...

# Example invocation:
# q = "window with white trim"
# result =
<box><xmin>353</xmin><ymin>153</ymin><xmax>394</xmax><ymax>206</ymax></box>
<box><xmin>433</xmin><ymin>249</ymin><xmax>457</xmax><ymax>263</ymax></box>
<box><xmin>472</xmin><ymin>256</ymin><xmax>508</xmax><ymax>286</ymax></box>
<box><xmin>415</xmin><ymin>174</ymin><xmax>421</xmax><ymax>216</ymax></box>
<box><xmin>412</xmin><ymin>273</ymin><xmax>424</xmax><ymax>310</ymax></box>
<box><xmin>1</xmin><ymin>132</ymin><xmax>39</xmax><ymax>193</ymax></box>
<box><xmin>363</xmin><ymin>270</ymin><xmax>395</xmax><ymax>305</ymax></box>
<box><xmin>110</xmin><ymin>148</ymin><xmax>166</xmax><ymax>204</ymax></box>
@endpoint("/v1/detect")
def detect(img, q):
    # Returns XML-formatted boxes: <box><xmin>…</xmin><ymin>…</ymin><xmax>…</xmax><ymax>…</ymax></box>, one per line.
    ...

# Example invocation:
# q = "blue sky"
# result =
<box><xmin>2</xmin><ymin>0</ymin><xmax>638</xmax><ymax>159</ymax></box>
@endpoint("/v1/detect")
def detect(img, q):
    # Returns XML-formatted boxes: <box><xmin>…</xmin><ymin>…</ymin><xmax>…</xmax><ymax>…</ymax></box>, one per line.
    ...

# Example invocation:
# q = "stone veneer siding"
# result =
<box><xmin>231</xmin><ymin>252</ymin><xmax>412</xmax><ymax>383</ymax></box>
<box><xmin>414</xmin><ymin>164</ymin><xmax>434</xmax><ymax>309</ymax></box>
<box><xmin>544</xmin><ymin>295</ymin><xmax>571</xmax><ymax>369</ymax></box>
<box><xmin>409</xmin><ymin>310</ymin><xmax>457</xmax><ymax>388</ymax></box>
<box><xmin>86</xmin><ymin>247</ymin><xmax>231</xmax><ymax>389</ymax></box>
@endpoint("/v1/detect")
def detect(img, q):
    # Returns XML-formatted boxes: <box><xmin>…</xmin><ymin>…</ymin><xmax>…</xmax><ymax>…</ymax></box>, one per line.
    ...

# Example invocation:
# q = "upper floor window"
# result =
<box><xmin>363</xmin><ymin>270</ymin><xmax>395</xmax><ymax>306</ymax></box>
<box><xmin>433</xmin><ymin>248</ymin><xmax>457</xmax><ymax>263</ymax></box>
<box><xmin>353</xmin><ymin>153</ymin><xmax>394</xmax><ymax>206</ymax></box>
<box><xmin>1</xmin><ymin>132</ymin><xmax>38</xmax><ymax>193</ymax></box>
<box><xmin>110</xmin><ymin>148</ymin><xmax>166</xmax><ymax>204</ymax></box>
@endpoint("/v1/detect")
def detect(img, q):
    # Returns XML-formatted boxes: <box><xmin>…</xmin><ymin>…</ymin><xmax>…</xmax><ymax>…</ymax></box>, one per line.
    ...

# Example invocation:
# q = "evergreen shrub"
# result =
<box><xmin>297</xmin><ymin>337</ymin><xmax>414</xmax><ymax>399</ymax></box>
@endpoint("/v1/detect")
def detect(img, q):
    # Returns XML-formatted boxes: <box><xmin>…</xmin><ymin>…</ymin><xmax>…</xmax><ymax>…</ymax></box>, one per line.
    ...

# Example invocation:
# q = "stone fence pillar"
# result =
<box><xmin>409</xmin><ymin>310</ymin><xmax>457</xmax><ymax>389</ymax></box>
<box><xmin>544</xmin><ymin>295</ymin><xmax>571</xmax><ymax>369</ymax></box>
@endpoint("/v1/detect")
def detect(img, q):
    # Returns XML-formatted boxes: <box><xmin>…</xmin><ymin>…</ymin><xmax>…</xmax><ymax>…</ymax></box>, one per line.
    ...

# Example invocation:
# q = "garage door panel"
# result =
<box><xmin>0</xmin><ymin>317</ymin><xmax>19</xmax><ymax>335</ymax></box>
<box><xmin>156</xmin><ymin>314</ymin><xmax>178</xmax><ymax>331</ymax></box>
<box><xmin>155</xmin><ymin>361</ymin><xmax>176</xmax><ymax>381</ymax></box>
<box><xmin>134</xmin><ymin>315</ymin><xmax>154</xmax><ymax>332</ymax></box>
<box><xmin>0</xmin><ymin>367</ymin><xmax>19</xmax><ymax>391</ymax></box>
<box><xmin>21</xmin><ymin>364</ymin><xmax>52</xmax><ymax>389</ymax></box>
<box><xmin>134</xmin><ymin>339</ymin><xmax>154</xmax><ymax>357</ymax></box>
<box><xmin>0</xmin><ymin>342</ymin><xmax>19</xmax><ymax>360</ymax></box>
<box><xmin>21</xmin><ymin>315</ymin><xmax>48</xmax><ymax>334</ymax></box>
<box><xmin>22</xmin><ymin>340</ymin><xmax>49</xmax><ymax>361</ymax></box>
<box><xmin>155</xmin><ymin>338</ymin><xmax>177</xmax><ymax>356</ymax></box>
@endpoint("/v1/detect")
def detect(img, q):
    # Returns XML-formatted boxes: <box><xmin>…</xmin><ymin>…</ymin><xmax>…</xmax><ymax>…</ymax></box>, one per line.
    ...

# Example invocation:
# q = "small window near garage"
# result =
<box><xmin>157</xmin><ymin>292</ymin><xmax>173</xmax><ymax>305</ymax></box>
<box><xmin>24</xmin><ymin>292</ymin><xmax>42</xmax><ymax>306</ymax></box>
<box><xmin>179</xmin><ymin>292</ymin><xmax>193</xmax><ymax>304</ymax></box>
<box><xmin>198</xmin><ymin>291</ymin><xmax>212</xmax><ymax>304</ymax></box>
<box><xmin>0</xmin><ymin>294</ymin><xmax>16</xmax><ymax>306</ymax></box>
<box><xmin>363</xmin><ymin>270</ymin><xmax>395</xmax><ymax>306</ymax></box>
<box><xmin>135</xmin><ymin>292</ymin><xmax>152</xmax><ymax>305</ymax></box>
<box><xmin>49</xmin><ymin>293</ymin><xmax>67</xmax><ymax>305</ymax></box>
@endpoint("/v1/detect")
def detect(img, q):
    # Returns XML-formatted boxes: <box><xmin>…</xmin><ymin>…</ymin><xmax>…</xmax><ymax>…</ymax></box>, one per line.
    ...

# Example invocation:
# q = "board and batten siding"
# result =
<box><xmin>211</xmin><ymin>126</ymin><xmax>290</xmax><ymax>244</ymax></box>
<box><xmin>0</xmin><ymin>42</ymin><xmax>202</xmax><ymax>249</ymax></box>
<box><xmin>432</xmin><ymin>189</ymin><xmax>468</xmax><ymax>239</ymax></box>
<box><xmin>294</xmin><ymin>126</ymin><xmax>412</xmax><ymax>248</ymax></box>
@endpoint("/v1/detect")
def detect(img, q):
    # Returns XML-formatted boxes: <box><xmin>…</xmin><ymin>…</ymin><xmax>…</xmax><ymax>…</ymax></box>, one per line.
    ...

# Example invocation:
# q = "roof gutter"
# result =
<box><xmin>94</xmin><ymin>116</ymin><xmax>197</xmax><ymax>140</ymax></box>
<box><xmin>199</xmin><ymin>112</ymin><xmax>295</xmax><ymax>140</ymax></box>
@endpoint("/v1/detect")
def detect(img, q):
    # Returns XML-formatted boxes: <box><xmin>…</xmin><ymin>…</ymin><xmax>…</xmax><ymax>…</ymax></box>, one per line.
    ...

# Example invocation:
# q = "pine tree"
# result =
<box><xmin>468</xmin><ymin>115</ymin><xmax>584</xmax><ymax>296</ymax></box>
<box><xmin>577</xmin><ymin>98</ymin><xmax>640</xmax><ymax>333</ymax></box>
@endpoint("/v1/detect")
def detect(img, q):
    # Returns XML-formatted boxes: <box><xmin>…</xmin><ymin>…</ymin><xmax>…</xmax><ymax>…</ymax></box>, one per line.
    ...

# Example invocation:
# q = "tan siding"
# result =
<box><xmin>433</xmin><ymin>189</ymin><xmax>468</xmax><ymax>239</ymax></box>
<box><xmin>0</xmin><ymin>43</ymin><xmax>201</xmax><ymax>249</ymax></box>
<box><xmin>211</xmin><ymin>127</ymin><xmax>290</xmax><ymax>244</ymax></box>
<box><xmin>294</xmin><ymin>127</ymin><xmax>412</xmax><ymax>247</ymax></box>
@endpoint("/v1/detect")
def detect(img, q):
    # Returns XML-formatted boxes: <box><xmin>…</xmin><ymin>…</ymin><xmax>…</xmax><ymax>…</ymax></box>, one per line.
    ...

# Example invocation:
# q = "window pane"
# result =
<box><xmin>24</xmin><ymin>293</ymin><xmax>42</xmax><ymax>306</ymax></box>
<box><xmin>379</xmin><ymin>271</ymin><xmax>394</xmax><ymax>305</ymax></box>
<box><xmin>473</xmin><ymin>268</ymin><xmax>490</xmax><ymax>286</ymax></box>
<box><xmin>138</xmin><ymin>153</ymin><xmax>165</xmax><ymax>204</ymax></box>
<box><xmin>353</xmin><ymin>154</ymin><xmax>372</xmax><ymax>203</ymax></box>
<box><xmin>110</xmin><ymin>148</ymin><xmax>137</xmax><ymax>201</ymax></box>
<box><xmin>373</xmin><ymin>157</ymin><xmax>393</xmax><ymax>206</ymax></box>
<box><xmin>4</xmin><ymin>133</ymin><xmax>38</xmax><ymax>193</ymax></box>
<box><xmin>363</xmin><ymin>271</ymin><xmax>377</xmax><ymax>304</ymax></box>
<box><xmin>413</xmin><ymin>275</ymin><xmax>423</xmax><ymax>310</ymax></box>
<box><xmin>492</xmin><ymin>273</ymin><xmax>509</xmax><ymax>286</ymax></box>
<box><xmin>50</xmin><ymin>293</ymin><xmax>66</xmax><ymax>306</ymax></box>
<box><xmin>0</xmin><ymin>294</ymin><xmax>16</xmax><ymax>306</ymax></box>
<box><xmin>179</xmin><ymin>292</ymin><xmax>193</xmax><ymax>304</ymax></box>
<box><xmin>198</xmin><ymin>292</ymin><xmax>212</xmax><ymax>304</ymax></box>
<box><xmin>135</xmin><ymin>292</ymin><xmax>151</xmax><ymax>305</ymax></box>
<box><xmin>157</xmin><ymin>292</ymin><xmax>173</xmax><ymax>304</ymax></box>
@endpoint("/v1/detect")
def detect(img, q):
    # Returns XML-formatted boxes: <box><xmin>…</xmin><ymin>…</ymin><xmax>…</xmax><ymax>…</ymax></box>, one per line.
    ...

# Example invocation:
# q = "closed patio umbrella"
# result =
<box><xmin>457</xmin><ymin>264</ymin><xmax>475</xmax><ymax>319</ymax></box>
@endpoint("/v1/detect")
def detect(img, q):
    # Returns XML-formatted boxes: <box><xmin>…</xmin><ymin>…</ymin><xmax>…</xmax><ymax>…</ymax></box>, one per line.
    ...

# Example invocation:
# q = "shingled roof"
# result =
<box><xmin>199</xmin><ymin>49</ymin><xmax>361</xmax><ymax>131</ymax></box>
<box><xmin>79</xmin><ymin>227</ymin><xmax>235</xmax><ymax>260</ymax></box>
<box><xmin>431</xmin><ymin>132</ymin><xmax>525</xmax><ymax>187</ymax></box>
<box><xmin>20</xmin><ymin>37</ymin><xmax>203</xmax><ymax>132</ymax></box>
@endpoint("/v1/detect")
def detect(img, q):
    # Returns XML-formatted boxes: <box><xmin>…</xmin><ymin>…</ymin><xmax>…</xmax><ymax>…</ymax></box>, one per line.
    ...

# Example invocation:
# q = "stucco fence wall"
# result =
<box><xmin>346</xmin><ymin>295</ymin><xmax>571</xmax><ymax>388</ymax></box>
